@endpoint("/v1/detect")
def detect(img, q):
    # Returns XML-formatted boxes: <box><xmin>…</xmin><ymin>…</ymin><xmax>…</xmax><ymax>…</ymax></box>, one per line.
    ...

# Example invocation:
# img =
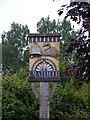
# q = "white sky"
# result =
<box><xmin>2</xmin><ymin>0</ymin><xmax>83</xmax><ymax>43</ymax></box>
<box><xmin>0</xmin><ymin>0</ymin><xmax>71</xmax><ymax>41</ymax></box>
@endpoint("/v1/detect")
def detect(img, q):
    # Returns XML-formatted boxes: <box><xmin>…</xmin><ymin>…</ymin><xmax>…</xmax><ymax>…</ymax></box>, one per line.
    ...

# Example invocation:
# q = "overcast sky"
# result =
<box><xmin>0</xmin><ymin>0</ymin><xmax>71</xmax><ymax>42</ymax></box>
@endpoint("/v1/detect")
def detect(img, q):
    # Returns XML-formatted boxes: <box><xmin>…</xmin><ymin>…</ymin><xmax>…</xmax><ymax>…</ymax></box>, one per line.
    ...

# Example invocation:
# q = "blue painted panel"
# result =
<box><xmin>29</xmin><ymin>71</ymin><xmax>60</xmax><ymax>78</ymax></box>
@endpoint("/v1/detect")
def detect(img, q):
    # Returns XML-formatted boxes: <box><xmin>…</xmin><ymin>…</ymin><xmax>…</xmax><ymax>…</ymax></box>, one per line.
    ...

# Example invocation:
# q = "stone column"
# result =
<box><xmin>40</xmin><ymin>82</ymin><xmax>49</xmax><ymax>119</ymax></box>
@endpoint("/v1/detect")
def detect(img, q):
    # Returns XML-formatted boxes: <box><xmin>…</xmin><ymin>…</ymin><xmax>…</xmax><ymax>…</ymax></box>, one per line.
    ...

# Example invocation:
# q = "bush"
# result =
<box><xmin>2</xmin><ymin>70</ymin><xmax>39</xmax><ymax>120</ymax></box>
<box><xmin>50</xmin><ymin>80</ymin><xmax>89</xmax><ymax>119</ymax></box>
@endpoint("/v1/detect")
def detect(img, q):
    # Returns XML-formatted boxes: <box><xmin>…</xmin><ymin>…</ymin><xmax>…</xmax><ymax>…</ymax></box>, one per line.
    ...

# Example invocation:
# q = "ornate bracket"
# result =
<box><xmin>49</xmin><ymin>83</ymin><xmax>57</xmax><ymax>99</ymax></box>
<box><xmin>31</xmin><ymin>82</ymin><xmax>57</xmax><ymax>99</ymax></box>
<box><xmin>31</xmin><ymin>83</ymin><xmax>40</xmax><ymax>99</ymax></box>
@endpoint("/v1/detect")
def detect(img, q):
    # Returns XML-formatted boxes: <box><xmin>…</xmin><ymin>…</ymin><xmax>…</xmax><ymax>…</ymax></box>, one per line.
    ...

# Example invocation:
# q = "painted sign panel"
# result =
<box><xmin>28</xmin><ymin>34</ymin><xmax>60</xmax><ymax>82</ymax></box>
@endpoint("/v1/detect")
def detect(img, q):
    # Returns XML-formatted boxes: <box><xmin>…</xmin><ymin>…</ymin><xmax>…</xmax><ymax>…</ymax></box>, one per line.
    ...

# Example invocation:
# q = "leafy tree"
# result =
<box><xmin>59</xmin><ymin>19</ymin><xmax>77</xmax><ymax>81</ymax></box>
<box><xmin>57</xmin><ymin>0</ymin><xmax>89</xmax><ymax>84</ymax></box>
<box><xmin>2</xmin><ymin>22</ymin><xmax>29</xmax><ymax>74</ymax></box>
<box><xmin>37</xmin><ymin>16</ymin><xmax>60</xmax><ymax>33</ymax></box>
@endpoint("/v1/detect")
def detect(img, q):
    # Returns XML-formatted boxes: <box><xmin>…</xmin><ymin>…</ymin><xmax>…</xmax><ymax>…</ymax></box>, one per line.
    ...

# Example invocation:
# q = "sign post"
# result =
<box><xmin>40</xmin><ymin>82</ymin><xmax>49</xmax><ymax>119</ymax></box>
<box><xmin>28</xmin><ymin>34</ymin><xmax>61</xmax><ymax>119</ymax></box>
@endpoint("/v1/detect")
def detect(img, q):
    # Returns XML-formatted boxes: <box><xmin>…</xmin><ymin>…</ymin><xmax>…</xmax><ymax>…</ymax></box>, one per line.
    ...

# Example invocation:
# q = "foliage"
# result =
<box><xmin>50</xmin><ymin>80</ymin><xmax>89</xmax><ymax>119</ymax></box>
<box><xmin>2</xmin><ymin>68</ymin><xmax>39</xmax><ymax>120</ymax></box>
<box><xmin>2</xmin><ymin>22</ymin><xmax>29</xmax><ymax>74</ymax></box>
<box><xmin>2</xmin><ymin>68</ymin><xmax>89</xmax><ymax>119</ymax></box>
<box><xmin>58</xmin><ymin>1</ymin><xmax>90</xmax><ymax>84</ymax></box>
<box><xmin>37</xmin><ymin>16</ymin><xmax>61</xmax><ymax>34</ymax></box>
<box><xmin>59</xmin><ymin>19</ymin><xmax>77</xmax><ymax>82</ymax></box>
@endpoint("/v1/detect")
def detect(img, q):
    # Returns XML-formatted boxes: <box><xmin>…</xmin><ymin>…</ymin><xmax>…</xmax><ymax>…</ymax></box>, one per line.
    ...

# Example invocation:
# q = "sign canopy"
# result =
<box><xmin>28</xmin><ymin>33</ymin><xmax>61</xmax><ymax>82</ymax></box>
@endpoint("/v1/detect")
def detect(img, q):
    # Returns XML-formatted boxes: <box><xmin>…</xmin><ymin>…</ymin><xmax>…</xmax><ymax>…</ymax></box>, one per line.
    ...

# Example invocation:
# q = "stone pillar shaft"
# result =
<box><xmin>40</xmin><ymin>82</ymin><xmax>49</xmax><ymax>119</ymax></box>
